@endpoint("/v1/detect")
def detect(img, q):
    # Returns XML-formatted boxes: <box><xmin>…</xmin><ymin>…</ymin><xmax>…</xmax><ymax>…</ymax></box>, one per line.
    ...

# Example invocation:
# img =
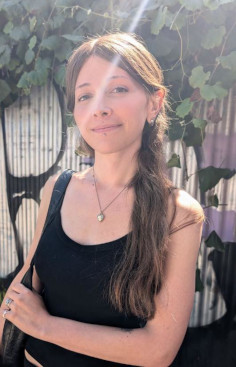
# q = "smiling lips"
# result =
<box><xmin>92</xmin><ymin>124</ymin><xmax>122</xmax><ymax>133</ymax></box>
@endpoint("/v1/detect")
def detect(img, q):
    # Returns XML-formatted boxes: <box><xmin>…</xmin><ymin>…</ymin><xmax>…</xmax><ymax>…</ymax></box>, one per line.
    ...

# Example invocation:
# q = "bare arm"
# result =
<box><xmin>3</xmin><ymin>190</ymin><xmax>204</xmax><ymax>367</ymax></box>
<box><xmin>0</xmin><ymin>174</ymin><xmax>59</xmax><ymax>354</ymax></box>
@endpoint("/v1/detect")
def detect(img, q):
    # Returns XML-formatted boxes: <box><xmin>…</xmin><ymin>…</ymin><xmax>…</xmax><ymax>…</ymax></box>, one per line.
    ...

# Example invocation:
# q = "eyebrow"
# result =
<box><xmin>76</xmin><ymin>75</ymin><xmax>129</xmax><ymax>89</ymax></box>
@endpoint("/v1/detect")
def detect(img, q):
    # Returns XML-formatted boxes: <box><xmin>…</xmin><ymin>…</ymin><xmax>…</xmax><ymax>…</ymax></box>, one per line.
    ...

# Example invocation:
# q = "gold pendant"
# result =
<box><xmin>97</xmin><ymin>213</ymin><xmax>104</xmax><ymax>222</ymax></box>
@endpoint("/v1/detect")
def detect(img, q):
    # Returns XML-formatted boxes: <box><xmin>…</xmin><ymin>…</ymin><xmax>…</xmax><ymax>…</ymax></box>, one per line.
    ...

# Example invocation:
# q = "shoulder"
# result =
<box><xmin>168</xmin><ymin>188</ymin><xmax>205</xmax><ymax>235</ymax></box>
<box><xmin>42</xmin><ymin>168</ymin><xmax>82</xmax><ymax>197</ymax></box>
<box><xmin>42</xmin><ymin>169</ymin><xmax>92</xmax><ymax>202</ymax></box>
<box><xmin>172</xmin><ymin>188</ymin><xmax>204</xmax><ymax>218</ymax></box>
<box><xmin>44</xmin><ymin>173</ymin><xmax>61</xmax><ymax>188</ymax></box>
<box><xmin>41</xmin><ymin>173</ymin><xmax>61</xmax><ymax>201</ymax></box>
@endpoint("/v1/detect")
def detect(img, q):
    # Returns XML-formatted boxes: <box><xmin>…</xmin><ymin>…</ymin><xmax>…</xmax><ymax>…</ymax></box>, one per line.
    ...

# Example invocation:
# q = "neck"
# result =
<box><xmin>92</xmin><ymin>150</ymin><xmax>138</xmax><ymax>189</ymax></box>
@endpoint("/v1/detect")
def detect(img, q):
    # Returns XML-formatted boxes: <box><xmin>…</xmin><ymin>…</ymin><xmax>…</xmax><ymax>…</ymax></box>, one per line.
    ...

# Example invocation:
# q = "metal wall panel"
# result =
<box><xmin>0</xmin><ymin>82</ymin><xmax>235</xmax><ymax>329</ymax></box>
<box><xmin>166</xmin><ymin>85</ymin><xmax>236</xmax><ymax>326</ymax></box>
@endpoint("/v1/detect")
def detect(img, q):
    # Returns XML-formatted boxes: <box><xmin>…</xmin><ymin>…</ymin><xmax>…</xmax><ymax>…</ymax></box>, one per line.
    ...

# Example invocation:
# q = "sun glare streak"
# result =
<box><xmin>78</xmin><ymin>56</ymin><xmax>121</xmax><ymax>125</ymax></box>
<box><xmin>80</xmin><ymin>0</ymin><xmax>151</xmax><ymax>126</ymax></box>
<box><xmin>126</xmin><ymin>0</ymin><xmax>151</xmax><ymax>33</ymax></box>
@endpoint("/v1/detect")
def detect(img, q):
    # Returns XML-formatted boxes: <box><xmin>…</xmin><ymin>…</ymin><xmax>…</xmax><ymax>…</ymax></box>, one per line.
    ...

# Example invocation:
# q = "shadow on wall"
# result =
<box><xmin>0</xmin><ymin>83</ymin><xmax>67</xmax><ymax>283</ymax></box>
<box><xmin>171</xmin><ymin>242</ymin><xmax>236</xmax><ymax>367</ymax></box>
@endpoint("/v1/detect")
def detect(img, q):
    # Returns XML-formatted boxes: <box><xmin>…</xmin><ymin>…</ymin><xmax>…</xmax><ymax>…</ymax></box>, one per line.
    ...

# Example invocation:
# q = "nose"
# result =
<box><xmin>93</xmin><ymin>106</ymin><xmax>112</xmax><ymax>118</ymax></box>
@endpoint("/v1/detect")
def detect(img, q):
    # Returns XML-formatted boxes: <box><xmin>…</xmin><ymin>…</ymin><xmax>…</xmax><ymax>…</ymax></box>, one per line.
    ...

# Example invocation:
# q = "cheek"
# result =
<box><xmin>74</xmin><ymin>105</ymin><xmax>92</xmax><ymax>129</ymax></box>
<box><xmin>73</xmin><ymin>107</ymin><xmax>85</xmax><ymax>129</ymax></box>
<box><xmin>73</xmin><ymin>110</ymin><xmax>79</xmax><ymax>129</ymax></box>
<box><xmin>127</xmin><ymin>97</ymin><xmax>148</xmax><ymax>123</ymax></box>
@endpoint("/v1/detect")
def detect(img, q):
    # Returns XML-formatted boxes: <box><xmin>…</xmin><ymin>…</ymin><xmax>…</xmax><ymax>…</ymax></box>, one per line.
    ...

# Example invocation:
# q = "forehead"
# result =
<box><xmin>75</xmin><ymin>55</ymin><xmax>132</xmax><ymax>86</ymax></box>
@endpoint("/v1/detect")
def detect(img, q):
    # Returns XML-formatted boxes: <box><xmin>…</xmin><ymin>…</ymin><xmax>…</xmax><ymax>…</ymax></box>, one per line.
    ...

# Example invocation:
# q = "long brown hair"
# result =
<box><xmin>66</xmin><ymin>33</ymin><xmax>178</xmax><ymax>320</ymax></box>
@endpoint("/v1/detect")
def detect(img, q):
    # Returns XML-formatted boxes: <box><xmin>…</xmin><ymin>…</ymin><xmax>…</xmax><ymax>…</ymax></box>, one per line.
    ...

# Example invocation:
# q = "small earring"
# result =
<box><xmin>150</xmin><ymin>119</ymin><xmax>155</xmax><ymax>126</ymax></box>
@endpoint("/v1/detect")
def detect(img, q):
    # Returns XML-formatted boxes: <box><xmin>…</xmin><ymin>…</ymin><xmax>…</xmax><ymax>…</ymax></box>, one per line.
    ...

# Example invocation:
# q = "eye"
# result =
<box><xmin>112</xmin><ymin>86</ymin><xmax>128</xmax><ymax>93</ymax></box>
<box><xmin>78</xmin><ymin>94</ymin><xmax>91</xmax><ymax>102</ymax></box>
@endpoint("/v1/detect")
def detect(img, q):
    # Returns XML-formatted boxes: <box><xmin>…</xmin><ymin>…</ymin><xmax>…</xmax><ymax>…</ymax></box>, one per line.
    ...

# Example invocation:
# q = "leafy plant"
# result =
<box><xmin>1</xmin><ymin>0</ymin><xmax>235</xmax><ymax>260</ymax></box>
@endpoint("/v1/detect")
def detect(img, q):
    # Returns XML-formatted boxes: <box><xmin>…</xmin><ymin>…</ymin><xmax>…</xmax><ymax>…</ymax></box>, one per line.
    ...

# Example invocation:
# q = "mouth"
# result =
<box><xmin>92</xmin><ymin>124</ymin><xmax>122</xmax><ymax>133</ymax></box>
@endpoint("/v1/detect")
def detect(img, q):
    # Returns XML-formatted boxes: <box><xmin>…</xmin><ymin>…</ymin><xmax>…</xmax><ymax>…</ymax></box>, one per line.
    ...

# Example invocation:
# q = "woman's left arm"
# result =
<box><xmin>3</xmin><ymin>191</ymin><xmax>204</xmax><ymax>367</ymax></box>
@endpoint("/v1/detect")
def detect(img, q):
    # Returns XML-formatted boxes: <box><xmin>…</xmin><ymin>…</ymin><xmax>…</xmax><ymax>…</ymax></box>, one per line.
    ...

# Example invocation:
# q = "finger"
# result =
<box><xmin>5</xmin><ymin>297</ymin><xmax>14</xmax><ymax>310</ymax></box>
<box><xmin>12</xmin><ymin>283</ymin><xmax>28</xmax><ymax>293</ymax></box>
<box><xmin>2</xmin><ymin>308</ymin><xmax>18</xmax><ymax>328</ymax></box>
<box><xmin>2</xmin><ymin>309</ymin><xmax>12</xmax><ymax>320</ymax></box>
<box><xmin>5</xmin><ymin>290</ymin><xmax>16</xmax><ymax>303</ymax></box>
<box><xmin>2</xmin><ymin>309</ymin><xmax>8</xmax><ymax>319</ymax></box>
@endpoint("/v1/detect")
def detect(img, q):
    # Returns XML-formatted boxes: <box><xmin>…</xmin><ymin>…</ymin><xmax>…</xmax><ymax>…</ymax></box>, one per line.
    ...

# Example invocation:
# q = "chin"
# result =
<box><xmin>88</xmin><ymin>139</ymin><xmax>141</xmax><ymax>156</ymax></box>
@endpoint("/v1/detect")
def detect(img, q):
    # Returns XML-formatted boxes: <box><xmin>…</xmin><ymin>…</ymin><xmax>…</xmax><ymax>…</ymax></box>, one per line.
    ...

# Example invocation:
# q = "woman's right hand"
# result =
<box><xmin>0</xmin><ymin>174</ymin><xmax>59</xmax><ymax>354</ymax></box>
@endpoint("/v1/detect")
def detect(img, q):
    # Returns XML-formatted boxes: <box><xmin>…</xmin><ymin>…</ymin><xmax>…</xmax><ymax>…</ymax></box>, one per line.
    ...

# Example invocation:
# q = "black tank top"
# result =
<box><xmin>25</xmin><ymin>205</ymin><xmax>146</xmax><ymax>366</ymax></box>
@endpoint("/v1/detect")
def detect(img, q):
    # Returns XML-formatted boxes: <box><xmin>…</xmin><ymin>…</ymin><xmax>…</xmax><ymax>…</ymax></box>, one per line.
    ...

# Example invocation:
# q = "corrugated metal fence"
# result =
<box><xmin>0</xmin><ymin>82</ymin><xmax>235</xmax><ymax>329</ymax></box>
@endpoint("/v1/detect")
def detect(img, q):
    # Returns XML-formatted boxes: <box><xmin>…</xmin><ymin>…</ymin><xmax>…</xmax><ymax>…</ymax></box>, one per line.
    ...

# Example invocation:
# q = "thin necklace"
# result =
<box><xmin>92</xmin><ymin>166</ymin><xmax>128</xmax><ymax>222</ymax></box>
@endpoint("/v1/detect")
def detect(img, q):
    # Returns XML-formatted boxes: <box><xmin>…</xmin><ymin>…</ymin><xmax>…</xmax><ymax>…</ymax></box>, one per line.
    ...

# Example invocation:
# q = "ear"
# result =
<box><xmin>147</xmin><ymin>89</ymin><xmax>165</xmax><ymax>123</ymax></box>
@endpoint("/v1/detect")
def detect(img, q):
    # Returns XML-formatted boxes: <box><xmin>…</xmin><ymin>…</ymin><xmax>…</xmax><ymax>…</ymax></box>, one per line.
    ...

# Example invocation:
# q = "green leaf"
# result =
<box><xmin>200</xmin><ymin>83</ymin><xmax>228</xmax><ymax>101</ymax></box>
<box><xmin>61</xmin><ymin>34</ymin><xmax>84</xmax><ymax>43</ymax></box>
<box><xmin>147</xmin><ymin>34</ymin><xmax>176</xmax><ymax>58</ymax></box>
<box><xmin>195</xmin><ymin>268</ymin><xmax>204</xmax><ymax>292</ymax></box>
<box><xmin>16</xmin><ymin>42</ymin><xmax>27</xmax><ymax>59</ymax></box>
<box><xmin>54</xmin><ymin>41</ymin><xmax>72</xmax><ymax>62</ymax></box>
<box><xmin>201</xmin><ymin>26</ymin><xmax>226</xmax><ymax>49</ymax></box>
<box><xmin>176</xmin><ymin>98</ymin><xmax>193</xmax><ymax>118</ymax></box>
<box><xmin>15</xmin><ymin>64</ymin><xmax>24</xmax><ymax>74</ymax></box>
<box><xmin>151</xmin><ymin>6</ymin><xmax>168</xmax><ymax>35</ymax></box>
<box><xmin>22</xmin><ymin>0</ymin><xmax>48</xmax><ymax>12</ymax></box>
<box><xmin>65</xmin><ymin>114</ymin><xmax>74</xmax><ymax>127</ymax></box>
<box><xmin>208</xmin><ymin>194</ymin><xmax>219</xmax><ymax>207</ymax></box>
<box><xmin>29</xmin><ymin>16</ymin><xmax>37</xmax><ymax>32</ymax></box>
<box><xmin>198</xmin><ymin>166</ymin><xmax>236</xmax><ymax>192</ymax></box>
<box><xmin>10</xmin><ymin>24</ymin><xmax>30</xmax><ymax>41</ymax></box>
<box><xmin>179</xmin><ymin>0</ymin><xmax>204</xmax><ymax>11</ymax></box>
<box><xmin>218</xmin><ymin>0</ymin><xmax>235</xmax><ymax>3</ymax></box>
<box><xmin>0</xmin><ymin>45</ymin><xmax>11</xmax><ymax>67</ymax></box>
<box><xmin>204</xmin><ymin>7</ymin><xmax>226</xmax><ymax>25</ymax></box>
<box><xmin>17</xmin><ymin>71</ymin><xmax>31</xmax><ymax>89</ymax></box>
<box><xmin>184</xmin><ymin>123</ymin><xmax>205</xmax><ymax>146</ymax></box>
<box><xmin>48</xmin><ymin>14</ymin><xmax>65</xmax><ymax>30</ymax></box>
<box><xmin>217</xmin><ymin>51</ymin><xmax>236</xmax><ymax>72</ymax></box>
<box><xmin>205</xmin><ymin>231</ymin><xmax>224</xmax><ymax>252</ymax></box>
<box><xmin>54</xmin><ymin>64</ymin><xmax>66</xmax><ymax>86</ymax></box>
<box><xmin>25</xmin><ymin>49</ymin><xmax>35</xmax><ymax>65</ymax></box>
<box><xmin>41</xmin><ymin>35</ymin><xmax>60</xmax><ymax>50</ymax></box>
<box><xmin>33</xmin><ymin>57</ymin><xmax>51</xmax><ymax>85</ymax></box>
<box><xmin>208</xmin><ymin>67</ymin><xmax>236</xmax><ymax>90</ymax></box>
<box><xmin>0</xmin><ymin>34</ymin><xmax>7</xmax><ymax>47</ymax></box>
<box><xmin>8</xmin><ymin>58</ymin><xmax>20</xmax><ymax>71</ymax></box>
<box><xmin>168</xmin><ymin>121</ymin><xmax>185</xmax><ymax>141</ymax></box>
<box><xmin>0</xmin><ymin>80</ymin><xmax>11</xmax><ymax>102</ymax></box>
<box><xmin>0</xmin><ymin>0</ymin><xmax>22</xmax><ymax>17</ymax></box>
<box><xmin>192</xmin><ymin>119</ymin><xmax>207</xmax><ymax>130</ymax></box>
<box><xmin>167</xmin><ymin>154</ymin><xmax>181</xmax><ymax>168</ymax></box>
<box><xmin>29</xmin><ymin>35</ymin><xmax>37</xmax><ymax>50</ymax></box>
<box><xmin>76</xmin><ymin>9</ymin><xmax>87</xmax><ymax>22</ymax></box>
<box><xmin>204</xmin><ymin>0</ymin><xmax>235</xmax><ymax>9</ymax></box>
<box><xmin>17</xmin><ymin>57</ymin><xmax>51</xmax><ymax>90</ymax></box>
<box><xmin>189</xmin><ymin>66</ymin><xmax>210</xmax><ymax>89</ymax></box>
<box><xmin>3</xmin><ymin>21</ymin><xmax>13</xmax><ymax>34</ymax></box>
<box><xmin>165</xmin><ymin>10</ymin><xmax>186</xmax><ymax>30</ymax></box>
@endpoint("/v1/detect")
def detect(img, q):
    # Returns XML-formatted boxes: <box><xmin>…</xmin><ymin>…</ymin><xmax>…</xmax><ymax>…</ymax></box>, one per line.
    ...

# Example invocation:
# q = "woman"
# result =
<box><xmin>0</xmin><ymin>32</ymin><xmax>204</xmax><ymax>367</ymax></box>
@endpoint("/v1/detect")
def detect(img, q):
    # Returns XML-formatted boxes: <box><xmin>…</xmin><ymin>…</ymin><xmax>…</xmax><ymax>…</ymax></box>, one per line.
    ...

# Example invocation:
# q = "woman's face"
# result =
<box><xmin>73</xmin><ymin>55</ymin><xmax>155</xmax><ymax>156</ymax></box>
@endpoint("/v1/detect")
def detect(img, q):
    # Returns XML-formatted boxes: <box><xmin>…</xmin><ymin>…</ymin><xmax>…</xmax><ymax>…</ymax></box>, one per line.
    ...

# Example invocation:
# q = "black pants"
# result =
<box><xmin>24</xmin><ymin>356</ymin><xmax>37</xmax><ymax>367</ymax></box>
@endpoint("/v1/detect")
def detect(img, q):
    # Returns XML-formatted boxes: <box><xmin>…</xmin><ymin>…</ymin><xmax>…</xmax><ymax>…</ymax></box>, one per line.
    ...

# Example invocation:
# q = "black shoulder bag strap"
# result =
<box><xmin>23</xmin><ymin>168</ymin><xmax>75</xmax><ymax>288</ymax></box>
<box><xmin>2</xmin><ymin>169</ymin><xmax>75</xmax><ymax>367</ymax></box>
